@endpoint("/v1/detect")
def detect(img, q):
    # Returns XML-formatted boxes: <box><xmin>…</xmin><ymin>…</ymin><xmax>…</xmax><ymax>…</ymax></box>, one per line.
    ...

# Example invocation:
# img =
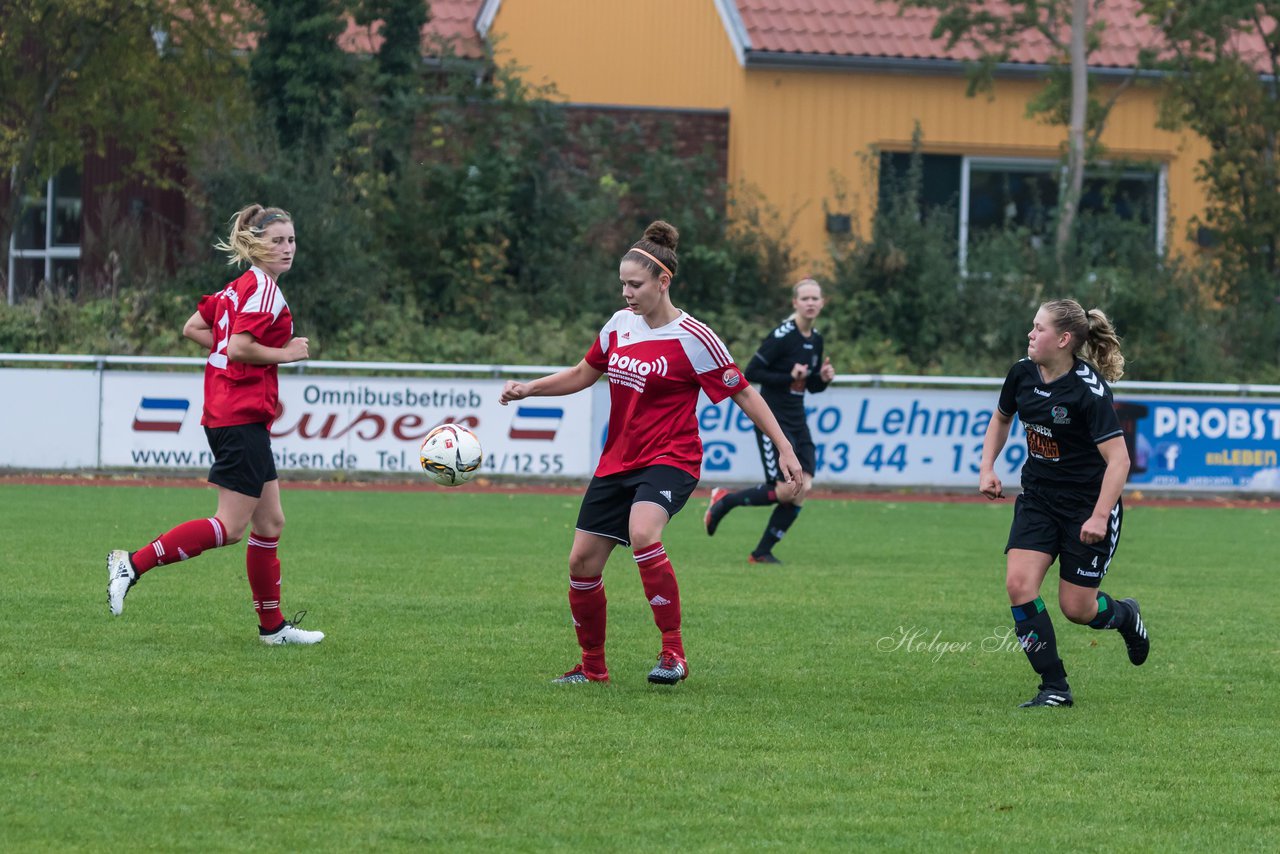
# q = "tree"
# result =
<box><xmin>899</xmin><ymin>0</ymin><xmax>1147</xmax><ymax>279</ymax></box>
<box><xmin>0</xmin><ymin>0</ymin><xmax>244</xmax><ymax>301</ymax></box>
<box><xmin>1141</xmin><ymin>1</ymin><xmax>1280</xmax><ymax>366</ymax></box>
<box><xmin>249</xmin><ymin>0</ymin><xmax>352</xmax><ymax>153</ymax></box>
<box><xmin>1144</xmin><ymin>1</ymin><xmax>1280</xmax><ymax>280</ymax></box>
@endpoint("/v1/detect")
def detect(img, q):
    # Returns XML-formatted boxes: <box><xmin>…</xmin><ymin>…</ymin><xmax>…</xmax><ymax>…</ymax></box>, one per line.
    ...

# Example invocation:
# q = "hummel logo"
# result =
<box><xmin>660</xmin><ymin>490</ymin><xmax>672</xmax><ymax>502</ymax></box>
<box><xmin>1033</xmin><ymin>388</ymin><xmax>1051</xmax><ymax>397</ymax></box>
<box><xmin>649</xmin><ymin>594</ymin><xmax>671</xmax><ymax>606</ymax></box>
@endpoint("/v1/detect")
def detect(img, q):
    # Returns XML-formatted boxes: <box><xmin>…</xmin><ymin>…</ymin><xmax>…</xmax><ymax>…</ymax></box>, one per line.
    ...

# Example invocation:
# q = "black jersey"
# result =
<box><xmin>744</xmin><ymin>318</ymin><xmax>829</xmax><ymax>419</ymax></box>
<box><xmin>997</xmin><ymin>357</ymin><xmax>1124</xmax><ymax>490</ymax></box>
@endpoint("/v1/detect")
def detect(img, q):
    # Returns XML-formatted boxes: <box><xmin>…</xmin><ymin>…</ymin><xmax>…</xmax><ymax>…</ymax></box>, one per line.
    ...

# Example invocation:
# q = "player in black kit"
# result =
<box><xmin>979</xmin><ymin>299</ymin><xmax>1150</xmax><ymax>708</ymax></box>
<box><xmin>705</xmin><ymin>278</ymin><xmax>835</xmax><ymax>563</ymax></box>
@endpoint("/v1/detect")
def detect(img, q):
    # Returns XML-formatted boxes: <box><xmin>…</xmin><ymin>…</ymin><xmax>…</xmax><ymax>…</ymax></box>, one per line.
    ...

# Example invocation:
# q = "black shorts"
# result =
<box><xmin>204</xmin><ymin>423</ymin><xmax>278</xmax><ymax>498</ymax></box>
<box><xmin>1006</xmin><ymin>486</ymin><xmax>1123</xmax><ymax>588</ymax></box>
<box><xmin>575</xmin><ymin>465</ymin><xmax>699</xmax><ymax>546</ymax></box>
<box><xmin>754</xmin><ymin>420</ymin><xmax>816</xmax><ymax>482</ymax></box>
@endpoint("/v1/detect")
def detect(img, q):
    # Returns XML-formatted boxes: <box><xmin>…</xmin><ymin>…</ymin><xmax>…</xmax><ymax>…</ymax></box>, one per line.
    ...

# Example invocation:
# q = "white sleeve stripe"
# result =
<box><xmin>262</xmin><ymin>278</ymin><xmax>279</xmax><ymax>315</ymax></box>
<box><xmin>679</xmin><ymin>318</ymin><xmax>732</xmax><ymax>367</ymax></box>
<box><xmin>243</xmin><ymin>270</ymin><xmax>283</xmax><ymax>318</ymax></box>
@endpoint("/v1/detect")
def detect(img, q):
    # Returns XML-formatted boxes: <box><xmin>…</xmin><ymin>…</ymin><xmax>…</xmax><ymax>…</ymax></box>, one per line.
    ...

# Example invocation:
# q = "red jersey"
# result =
<box><xmin>196</xmin><ymin>266</ymin><xmax>293</xmax><ymax>428</ymax></box>
<box><xmin>585</xmin><ymin>309</ymin><xmax>745</xmax><ymax>479</ymax></box>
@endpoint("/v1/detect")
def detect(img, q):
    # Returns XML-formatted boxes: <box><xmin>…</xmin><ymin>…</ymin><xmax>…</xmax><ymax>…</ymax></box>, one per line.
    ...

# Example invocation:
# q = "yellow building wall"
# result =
<box><xmin>489</xmin><ymin>0</ymin><xmax>742</xmax><ymax>109</ymax></box>
<box><xmin>738</xmin><ymin>70</ymin><xmax>1211</xmax><ymax>267</ymax></box>
<box><xmin>490</xmin><ymin>1</ymin><xmax>1211</xmax><ymax>268</ymax></box>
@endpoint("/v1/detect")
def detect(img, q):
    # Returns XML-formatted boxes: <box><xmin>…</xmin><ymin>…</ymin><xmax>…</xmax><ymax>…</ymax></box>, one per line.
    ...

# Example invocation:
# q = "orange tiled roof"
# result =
<box><xmin>340</xmin><ymin>0</ymin><xmax>486</xmax><ymax>60</ymax></box>
<box><xmin>733</xmin><ymin>0</ymin><xmax>1269</xmax><ymax>70</ymax></box>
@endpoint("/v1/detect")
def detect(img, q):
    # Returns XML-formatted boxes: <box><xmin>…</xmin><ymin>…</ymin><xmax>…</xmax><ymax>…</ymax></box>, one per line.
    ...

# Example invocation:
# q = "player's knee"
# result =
<box><xmin>568</xmin><ymin>549</ymin><xmax>601</xmax><ymax>578</ymax></box>
<box><xmin>1005</xmin><ymin>576</ymin><xmax>1038</xmax><ymax>604</ymax></box>
<box><xmin>1060</xmin><ymin>599</ymin><xmax>1096</xmax><ymax>624</ymax></box>
<box><xmin>254</xmin><ymin>514</ymin><xmax>285</xmax><ymax>539</ymax></box>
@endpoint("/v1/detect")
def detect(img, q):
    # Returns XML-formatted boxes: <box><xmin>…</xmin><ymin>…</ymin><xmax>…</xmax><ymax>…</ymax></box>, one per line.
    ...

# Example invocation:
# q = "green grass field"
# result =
<box><xmin>2</xmin><ymin>483</ymin><xmax>1277</xmax><ymax>851</ymax></box>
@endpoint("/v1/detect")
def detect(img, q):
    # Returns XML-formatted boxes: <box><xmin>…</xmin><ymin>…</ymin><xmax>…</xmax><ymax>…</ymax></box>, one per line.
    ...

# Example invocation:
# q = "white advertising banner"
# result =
<box><xmin>693</xmin><ymin>387</ymin><xmax>1016</xmax><ymax>488</ymax></box>
<box><xmin>6</xmin><ymin>364</ymin><xmax>1279</xmax><ymax>492</ymax></box>
<box><xmin>98</xmin><ymin>372</ymin><xmax>596</xmax><ymax>477</ymax></box>
<box><xmin>1</xmin><ymin>368</ymin><xmax>101</xmax><ymax>468</ymax></box>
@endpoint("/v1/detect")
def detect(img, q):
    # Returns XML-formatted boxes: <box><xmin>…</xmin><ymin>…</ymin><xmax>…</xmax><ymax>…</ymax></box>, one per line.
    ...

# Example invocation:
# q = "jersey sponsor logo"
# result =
<box><xmin>1076</xmin><ymin>363</ymin><xmax>1105</xmax><ymax>397</ymax></box>
<box><xmin>722</xmin><ymin>368</ymin><xmax>741</xmax><ymax>388</ymax></box>
<box><xmin>1024</xmin><ymin>422</ymin><xmax>1061</xmax><ymax>460</ymax></box>
<box><xmin>1033</xmin><ymin>387</ymin><xmax>1051</xmax><ymax>397</ymax></box>
<box><xmin>606</xmin><ymin>352</ymin><xmax>669</xmax><ymax>393</ymax></box>
<box><xmin>1051</xmin><ymin>405</ymin><xmax>1071</xmax><ymax>425</ymax></box>
<box><xmin>132</xmin><ymin>397</ymin><xmax>190</xmax><ymax>433</ymax></box>
<box><xmin>508</xmin><ymin>406</ymin><xmax>563</xmax><ymax>441</ymax></box>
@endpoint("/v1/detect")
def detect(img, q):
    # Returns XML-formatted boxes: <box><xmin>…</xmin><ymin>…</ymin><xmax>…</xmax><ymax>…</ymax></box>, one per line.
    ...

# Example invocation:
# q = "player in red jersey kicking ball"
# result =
<box><xmin>500</xmin><ymin>221</ymin><xmax>804</xmax><ymax>685</ymax></box>
<box><xmin>105</xmin><ymin>204</ymin><xmax>323</xmax><ymax>646</ymax></box>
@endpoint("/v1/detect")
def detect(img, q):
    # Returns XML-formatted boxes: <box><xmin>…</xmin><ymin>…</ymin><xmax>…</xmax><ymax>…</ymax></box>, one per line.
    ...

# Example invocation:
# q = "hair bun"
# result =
<box><xmin>644</xmin><ymin>220</ymin><xmax>679</xmax><ymax>251</ymax></box>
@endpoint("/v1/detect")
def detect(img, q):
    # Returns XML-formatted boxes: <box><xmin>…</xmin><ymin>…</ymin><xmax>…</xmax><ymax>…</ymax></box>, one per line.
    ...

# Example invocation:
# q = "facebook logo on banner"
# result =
<box><xmin>132</xmin><ymin>398</ymin><xmax>190</xmax><ymax>433</ymax></box>
<box><xmin>508</xmin><ymin>406</ymin><xmax>563</xmax><ymax>441</ymax></box>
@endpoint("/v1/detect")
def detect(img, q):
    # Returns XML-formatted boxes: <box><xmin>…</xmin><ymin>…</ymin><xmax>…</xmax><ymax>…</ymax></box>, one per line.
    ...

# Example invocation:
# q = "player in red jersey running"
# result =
<box><xmin>500</xmin><ymin>220</ymin><xmax>804</xmax><ymax>685</ymax></box>
<box><xmin>106</xmin><ymin>204</ymin><xmax>324</xmax><ymax>645</ymax></box>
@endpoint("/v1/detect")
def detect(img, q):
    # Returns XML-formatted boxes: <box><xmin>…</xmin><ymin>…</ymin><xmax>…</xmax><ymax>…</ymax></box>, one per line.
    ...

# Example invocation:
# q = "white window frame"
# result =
<box><xmin>8</xmin><ymin>174</ymin><xmax>82</xmax><ymax>305</ymax></box>
<box><xmin>957</xmin><ymin>156</ymin><xmax>1167</xmax><ymax>273</ymax></box>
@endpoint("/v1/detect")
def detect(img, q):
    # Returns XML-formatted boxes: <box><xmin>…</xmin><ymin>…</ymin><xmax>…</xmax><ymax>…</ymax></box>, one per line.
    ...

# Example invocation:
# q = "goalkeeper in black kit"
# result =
<box><xmin>704</xmin><ymin>278</ymin><xmax>835</xmax><ymax>563</ymax></box>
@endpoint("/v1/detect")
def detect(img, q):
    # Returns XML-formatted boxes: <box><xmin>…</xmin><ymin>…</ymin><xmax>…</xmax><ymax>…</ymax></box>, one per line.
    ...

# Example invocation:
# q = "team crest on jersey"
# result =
<box><xmin>1051</xmin><ymin>405</ymin><xmax>1071</xmax><ymax>424</ymax></box>
<box><xmin>722</xmin><ymin>368</ymin><xmax>741</xmax><ymax>388</ymax></box>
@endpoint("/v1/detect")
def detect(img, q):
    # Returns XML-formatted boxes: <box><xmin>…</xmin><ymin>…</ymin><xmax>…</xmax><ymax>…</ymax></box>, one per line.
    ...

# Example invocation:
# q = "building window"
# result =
<box><xmin>7</xmin><ymin>167</ymin><xmax>82</xmax><ymax>303</ymax></box>
<box><xmin>878</xmin><ymin>153</ymin><xmax>1166</xmax><ymax>269</ymax></box>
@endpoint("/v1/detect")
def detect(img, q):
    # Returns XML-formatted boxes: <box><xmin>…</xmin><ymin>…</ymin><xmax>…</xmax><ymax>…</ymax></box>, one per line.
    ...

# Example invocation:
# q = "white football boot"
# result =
<box><xmin>259</xmin><ymin>611</ymin><xmax>325</xmax><ymax>645</ymax></box>
<box><xmin>106</xmin><ymin>550</ymin><xmax>137</xmax><ymax>616</ymax></box>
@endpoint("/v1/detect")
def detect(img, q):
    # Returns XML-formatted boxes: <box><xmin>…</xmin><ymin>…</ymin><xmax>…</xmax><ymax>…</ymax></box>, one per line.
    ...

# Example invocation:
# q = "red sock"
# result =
<box><xmin>246</xmin><ymin>531</ymin><xmax>283</xmax><ymax>630</ymax></box>
<box><xmin>132</xmin><ymin>517</ymin><xmax>227</xmax><ymax>575</ymax></box>
<box><xmin>634</xmin><ymin>542</ymin><xmax>683</xmax><ymax>658</ymax></box>
<box><xmin>568</xmin><ymin>575</ymin><xmax>608</xmax><ymax>675</ymax></box>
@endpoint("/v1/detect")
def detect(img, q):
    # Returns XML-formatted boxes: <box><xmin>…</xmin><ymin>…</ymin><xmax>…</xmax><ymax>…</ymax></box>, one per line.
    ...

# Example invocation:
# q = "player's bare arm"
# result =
<box><xmin>731</xmin><ymin>384</ymin><xmax>805</xmax><ymax>490</ymax></box>
<box><xmin>500</xmin><ymin>360</ymin><xmax>603</xmax><ymax>405</ymax></box>
<box><xmin>182</xmin><ymin>311</ymin><xmax>214</xmax><ymax>350</ymax></box>
<box><xmin>979</xmin><ymin>409</ymin><xmax>1014</xmax><ymax>500</ymax></box>
<box><xmin>227</xmin><ymin>331</ymin><xmax>310</xmax><ymax>365</ymax></box>
<box><xmin>1081</xmin><ymin>436</ymin><xmax>1130</xmax><ymax>544</ymax></box>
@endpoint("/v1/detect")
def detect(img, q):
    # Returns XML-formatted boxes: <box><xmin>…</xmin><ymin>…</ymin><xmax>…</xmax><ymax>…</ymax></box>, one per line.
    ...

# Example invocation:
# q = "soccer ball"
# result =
<box><xmin>419</xmin><ymin>423</ymin><xmax>483</xmax><ymax>487</ymax></box>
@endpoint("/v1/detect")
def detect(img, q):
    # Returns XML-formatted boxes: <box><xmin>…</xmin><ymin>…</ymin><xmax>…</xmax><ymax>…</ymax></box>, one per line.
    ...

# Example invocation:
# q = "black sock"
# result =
<box><xmin>1012</xmin><ymin>597</ymin><xmax>1068</xmax><ymax>690</ymax></box>
<box><xmin>1087</xmin><ymin>591</ymin><xmax>1130</xmax><ymax>630</ymax></box>
<box><xmin>726</xmin><ymin>483</ymin><xmax>777</xmax><ymax>511</ymax></box>
<box><xmin>753</xmin><ymin>504</ymin><xmax>801</xmax><ymax>557</ymax></box>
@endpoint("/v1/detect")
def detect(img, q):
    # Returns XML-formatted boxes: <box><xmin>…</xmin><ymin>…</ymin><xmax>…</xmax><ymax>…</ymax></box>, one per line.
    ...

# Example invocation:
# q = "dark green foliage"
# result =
<box><xmin>250</xmin><ymin>0</ymin><xmax>352</xmax><ymax>152</ymax></box>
